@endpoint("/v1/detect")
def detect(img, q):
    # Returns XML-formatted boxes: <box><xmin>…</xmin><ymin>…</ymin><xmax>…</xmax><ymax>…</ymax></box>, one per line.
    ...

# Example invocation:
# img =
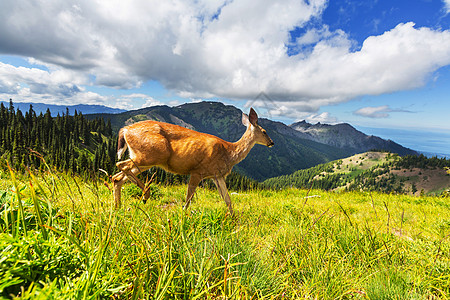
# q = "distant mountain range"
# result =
<box><xmin>85</xmin><ymin>101</ymin><xmax>417</xmax><ymax>181</ymax></box>
<box><xmin>0</xmin><ymin>101</ymin><xmax>126</xmax><ymax>115</ymax></box>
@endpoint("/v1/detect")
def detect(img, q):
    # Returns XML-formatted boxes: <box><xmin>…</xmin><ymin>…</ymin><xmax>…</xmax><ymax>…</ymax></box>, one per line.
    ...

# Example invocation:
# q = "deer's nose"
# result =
<box><xmin>267</xmin><ymin>140</ymin><xmax>274</xmax><ymax>148</ymax></box>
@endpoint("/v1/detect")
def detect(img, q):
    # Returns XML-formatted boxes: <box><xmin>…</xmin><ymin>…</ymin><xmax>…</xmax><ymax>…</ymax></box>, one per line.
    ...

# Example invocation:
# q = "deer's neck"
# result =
<box><xmin>230</xmin><ymin>127</ymin><xmax>256</xmax><ymax>165</ymax></box>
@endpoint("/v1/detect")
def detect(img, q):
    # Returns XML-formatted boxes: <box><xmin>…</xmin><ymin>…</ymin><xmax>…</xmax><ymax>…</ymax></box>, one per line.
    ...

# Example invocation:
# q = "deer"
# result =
<box><xmin>111</xmin><ymin>108</ymin><xmax>274</xmax><ymax>215</ymax></box>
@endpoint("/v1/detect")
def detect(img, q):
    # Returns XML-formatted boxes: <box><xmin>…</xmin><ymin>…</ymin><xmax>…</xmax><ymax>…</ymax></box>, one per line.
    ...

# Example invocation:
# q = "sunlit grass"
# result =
<box><xmin>0</xmin><ymin>168</ymin><xmax>449</xmax><ymax>299</ymax></box>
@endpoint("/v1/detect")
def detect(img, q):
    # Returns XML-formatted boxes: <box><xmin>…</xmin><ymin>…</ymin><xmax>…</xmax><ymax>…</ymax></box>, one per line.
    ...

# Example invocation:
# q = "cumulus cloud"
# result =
<box><xmin>0</xmin><ymin>61</ymin><xmax>133</xmax><ymax>108</ymax></box>
<box><xmin>1</xmin><ymin>0</ymin><xmax>450</xmax><ymax>115</ymax></box>
<box><xmin>0</xmin><ymin>61</ymin><xmax>87</xmax><ymax>99</ymax></box>
<box><xmin>353</xmin><ymin>105</ymin><xmax>414</xmax><ymax>118</ymax></box>
<box><xmin>132</xmin><ymin>94</ymin><xmax>163</xmax><ymax>108</ymax></box>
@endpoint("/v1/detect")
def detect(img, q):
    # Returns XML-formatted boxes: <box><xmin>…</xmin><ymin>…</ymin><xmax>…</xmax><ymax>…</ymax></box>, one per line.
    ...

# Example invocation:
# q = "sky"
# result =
<box><xmin>0</xmin><ymin>0</ymin><xmax>450</xmax><ymax>154</ymax></box>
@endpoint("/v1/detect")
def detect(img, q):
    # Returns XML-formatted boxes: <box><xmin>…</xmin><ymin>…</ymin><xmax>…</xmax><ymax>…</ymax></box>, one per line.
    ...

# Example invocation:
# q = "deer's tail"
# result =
<box><xmin>117</xmin><ymin>128</ymin><xmax>128</xmax><ymax>160</ymax></box>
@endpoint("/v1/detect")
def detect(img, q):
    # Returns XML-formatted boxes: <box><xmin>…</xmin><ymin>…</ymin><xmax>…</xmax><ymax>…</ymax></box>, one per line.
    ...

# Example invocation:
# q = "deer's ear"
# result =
<box><xmin>249</xmin><ymin>108</ymin><xmax>258</xmax><ymax>125</ymax></box>
<box><xmin>242</xmin><ymin>112</ymin><xmax>250</xmax><ymax>127</ymax></box>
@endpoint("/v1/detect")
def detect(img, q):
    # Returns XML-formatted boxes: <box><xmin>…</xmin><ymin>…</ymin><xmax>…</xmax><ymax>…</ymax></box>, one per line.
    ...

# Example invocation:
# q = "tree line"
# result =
<box><xmin>0</xmin><ymin>100</ymin><xmax>116</xmax><ymax>176</ymax></box>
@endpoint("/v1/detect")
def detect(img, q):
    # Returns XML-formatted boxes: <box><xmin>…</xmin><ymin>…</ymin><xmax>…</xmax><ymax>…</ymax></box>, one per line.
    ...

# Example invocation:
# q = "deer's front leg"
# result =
<box><xmin>213</xmin><ymin>176</ymin><xmax>233</xmax><ymax>215</ymax></box>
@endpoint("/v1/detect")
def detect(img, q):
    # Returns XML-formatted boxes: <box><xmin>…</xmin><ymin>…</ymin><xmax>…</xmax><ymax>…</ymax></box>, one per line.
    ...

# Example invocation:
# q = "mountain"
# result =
<box><xmin>0</xmin><ymin>101</ymin><xmax>126</xmax><ymax>115</ymax></box>
<box><xmin>87</xmin><ymin>101</ymin><xmax>416</xmax><ymax>181</ymax></box>
<box><xmin>263</xmin><ymin>151</ymin><xmax>450</xmax><ymax>196</ymax></box>
<box><xmin>290</xmin><ymin>120</ymin><xmax>418</xmax><ymax>156</ymax></box>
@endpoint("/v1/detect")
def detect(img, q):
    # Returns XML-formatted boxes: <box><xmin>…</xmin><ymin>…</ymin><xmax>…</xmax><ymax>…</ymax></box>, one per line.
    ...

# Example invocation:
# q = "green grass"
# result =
<box><xmin>0</xmin><ymin>167</ymin><xmax>449</xmax><ymax>299</ymax></box>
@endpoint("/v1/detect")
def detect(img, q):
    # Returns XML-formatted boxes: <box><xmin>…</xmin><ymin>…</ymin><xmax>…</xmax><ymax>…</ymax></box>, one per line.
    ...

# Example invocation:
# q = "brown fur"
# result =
<box><xmin>117</xmin><ymin>128</ymin><xmax>126</xmax><ymax>156</ymax></box>
<box><xmin>112</xmin><ymin>108</ymin><xmax>273</xmax><ymax>215</ymax></box>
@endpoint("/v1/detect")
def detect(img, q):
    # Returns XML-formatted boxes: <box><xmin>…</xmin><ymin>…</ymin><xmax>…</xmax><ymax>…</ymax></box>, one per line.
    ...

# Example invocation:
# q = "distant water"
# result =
<box><xmin>356</xmin><ymin>126</ymin><xmax>450</xmax><ymax>158</ymax></box>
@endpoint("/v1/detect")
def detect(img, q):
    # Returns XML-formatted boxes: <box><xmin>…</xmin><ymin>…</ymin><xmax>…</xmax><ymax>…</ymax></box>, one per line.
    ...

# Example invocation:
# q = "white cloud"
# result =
<box><xmin>0</xmin><ymin>61</ymin><xmax>129</xmax><ymax>107</ymax></box>
<box><xmin>0</xmin><ymin>61</ymin><xmax>88</xmax><ymax>100</ymax></box>
<box><xmin>353</xmin><ymin>105</ymin><xmax>414</xmax><ymax>118</ymax></box>
<box><xmin>129</xmin><ymin>94</ymin><xmax>163</xmax><ymax>108</ymax></box>
<box><xmin>304</xmin><ymin>112</ymin><xmax>338</xmax><ymax>124</ymax></box>
<box><xmin>354</xmin><ymin>105</ymin><xmax>392</xmax><ymax>118</ymax></box>
<box><xmin>1</xmin><ymin>1</ymin><xmax>450</xmax><ymax>116</ymax></box>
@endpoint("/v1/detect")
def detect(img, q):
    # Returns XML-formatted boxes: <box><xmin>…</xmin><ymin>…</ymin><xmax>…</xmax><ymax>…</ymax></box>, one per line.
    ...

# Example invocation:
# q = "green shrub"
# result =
<box><xmin>0</xmin><ymin>233</ymin><xmax>84</xmax><ymax>297</ymax></box>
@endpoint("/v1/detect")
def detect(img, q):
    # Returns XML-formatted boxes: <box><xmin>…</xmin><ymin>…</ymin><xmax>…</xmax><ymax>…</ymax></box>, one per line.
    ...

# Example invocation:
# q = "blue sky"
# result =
<box><xmin>1</xmin><ymin>0</ymin><xmax>450</xmax><ymax>154</ymax></box>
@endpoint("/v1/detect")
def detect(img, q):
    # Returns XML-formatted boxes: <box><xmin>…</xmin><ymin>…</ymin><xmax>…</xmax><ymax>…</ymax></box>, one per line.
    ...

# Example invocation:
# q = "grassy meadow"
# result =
<box><xmin>0</xmin><ymin>167</ymin><xmax>449</xmax><ymax>299</ymax></box>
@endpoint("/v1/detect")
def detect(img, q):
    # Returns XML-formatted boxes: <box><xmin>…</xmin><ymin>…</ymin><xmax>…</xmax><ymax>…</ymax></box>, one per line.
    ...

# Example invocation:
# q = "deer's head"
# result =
<box><xmin>242</xmin><ymin>108</ymin><xmax>274</xmax><ymax>148</ymax></box>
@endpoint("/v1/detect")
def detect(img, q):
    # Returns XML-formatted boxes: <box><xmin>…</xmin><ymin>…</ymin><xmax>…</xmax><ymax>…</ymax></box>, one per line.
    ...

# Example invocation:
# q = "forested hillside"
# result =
<box><xmin>0</xmin><ymin>100</ymin><xmax>117</xmax><ymax>175</ymax></box>
<box><xmin>263</xmin><ymin>151</ymin><xmax>450</xmax><ymax>196</ymax></box>
<box><xmin>0</xmin><ymin>101</ymin><xmax>258</xmax><ymax>191</ymax></box>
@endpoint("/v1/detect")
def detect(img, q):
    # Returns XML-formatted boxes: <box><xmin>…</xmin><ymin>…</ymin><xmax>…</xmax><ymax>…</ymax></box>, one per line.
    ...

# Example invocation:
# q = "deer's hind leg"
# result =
<box><xmin>112</xmin><ymin>171</ymin><xmax>127</xmax><ymax>209</ymax></box>
<box><xmin>115</xmin><ymin>159</ymin><xmax>151</xmax><ymax>202</ymax></box>
<box><xmin>116</xmin><ymin>159</ymin><xmax>145</xmax><ymax>189</ymax></box>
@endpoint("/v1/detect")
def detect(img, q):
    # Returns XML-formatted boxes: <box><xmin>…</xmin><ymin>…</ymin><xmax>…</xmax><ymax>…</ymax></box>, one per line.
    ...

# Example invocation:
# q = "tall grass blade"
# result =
<box><xmin>7</xmin><ymin>162</ymin><xmax>27</xmax><ymax>238</ymax></box>
<box><xmin>29</xmin><ymin>179</ymin><xmax>48</xmax><ymax>240</ymax></box>
<box><xmin>1</xmin><ymin>191</ymin><xmax>10</xmax><ymax>234</ymax></box>
<box><xmin>27</xmin><ymin>168</ymin><xmax>53</xmax><ymax>228</ymax></box>
<box><xmin>154</xmin><ymin>265</ymin><xmax>177</xmax><ymax>300</ymax></box>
